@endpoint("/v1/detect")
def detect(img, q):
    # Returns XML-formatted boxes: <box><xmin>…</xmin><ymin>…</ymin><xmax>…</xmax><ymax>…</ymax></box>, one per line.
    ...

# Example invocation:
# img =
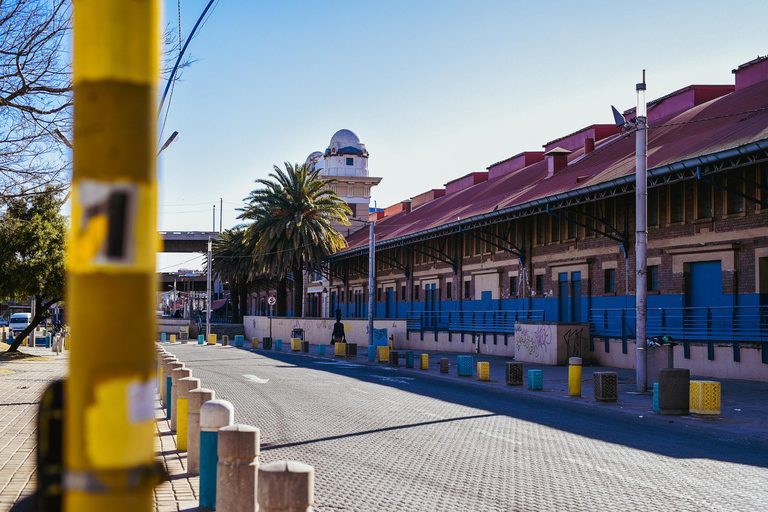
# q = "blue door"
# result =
<box><xmin>687</xmin><ymin>261</ymin><xmax>723</xmax><ymax>338</ymax></box>
<box><xmin>558</xmin><ymin>273</ymin><xmax>569</xmax><ymax>322</ymax></box>
<box><xmin>571</xmin><ymin>272</ymin><xmax>582</xmax><ymax>323</ymax></box>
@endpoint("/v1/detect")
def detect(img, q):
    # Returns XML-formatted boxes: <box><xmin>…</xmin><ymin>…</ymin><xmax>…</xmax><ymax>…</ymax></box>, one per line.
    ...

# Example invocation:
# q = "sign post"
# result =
<box><xmin>268</xmin><ymin>296</ymin><xmax>276</xmax><ymax>341</ymax></box>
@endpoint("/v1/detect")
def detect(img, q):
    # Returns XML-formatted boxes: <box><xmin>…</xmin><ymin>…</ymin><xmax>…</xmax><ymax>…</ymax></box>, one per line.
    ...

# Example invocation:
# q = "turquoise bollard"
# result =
<box><xmin>199</xmin><ymin>400</ymin><xmax>234</xmax><ymax>510</ymax></box>
<box><xmin>161</xmin><ymin>332</ymin><xmax>166</xmax><ymax>343</ymax></box>
<box><xmin>318</xmin><ymin>343</ymin><xmax>326</xmax><ymax>355</ymax></box>
<box><xmin>235</xmin><ymin>335</ymin><xmax>244</xmax><ymax>347</ymax></box>
<box><xmin>275</xmin><ymin>339</ymin><xmax>282</xmax><ymax>351</ymax></box>
<box><xmin>198</xmin><ymin>334</ymin><xmax>204</xmax><ymax>345</ymax></box>
<box><xmin>368</xmin><ymin>345</ymin><xmax>376</xmax><ymax>361</ymax></box>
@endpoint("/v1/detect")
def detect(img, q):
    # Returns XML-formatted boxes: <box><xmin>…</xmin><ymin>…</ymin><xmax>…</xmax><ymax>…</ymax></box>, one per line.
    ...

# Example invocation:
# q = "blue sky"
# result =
<box><xmin>156</xmin><ymin>0</ymin><xmax>768</xmax><ymax>271</ymax></box>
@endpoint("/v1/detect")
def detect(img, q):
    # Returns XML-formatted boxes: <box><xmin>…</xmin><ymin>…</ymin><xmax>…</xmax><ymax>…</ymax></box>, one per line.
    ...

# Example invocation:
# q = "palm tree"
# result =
<box><xmin>239</xmin><ymin>162</ymin><xmax>351</xmax><ymax>317</ymax></box>
<box><xmin>210</xmin><ymin>228</ymin><xmax>253</xmax><ymax>322</ymax></box>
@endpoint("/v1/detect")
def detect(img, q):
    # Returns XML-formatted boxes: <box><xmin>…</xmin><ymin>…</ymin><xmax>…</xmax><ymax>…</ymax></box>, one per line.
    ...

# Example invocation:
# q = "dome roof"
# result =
<box><xmin>329</xmin><ymin>129</ymin><xmax>360</xmax><ymax>150</ymax></box>
<box><xmin>305</xmin><ymin>151</ymin><xmax>323</xmax><ymax>166</ymax></box>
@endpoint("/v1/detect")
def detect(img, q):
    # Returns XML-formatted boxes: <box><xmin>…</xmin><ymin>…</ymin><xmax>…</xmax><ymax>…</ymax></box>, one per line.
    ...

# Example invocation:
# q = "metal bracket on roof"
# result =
<box><xmin>459</xmin><ymin>225</ymin><xmax>526</xmax><ymax>264</ymax></box>
<box><xmin>327</xmin><ymin>257</ymin><xmax>367</xmax><ymax>278</ymax></box>
<box><xmin>403</xmin><ymin>241</ymin><xmax>458</xmax><ymax>274</ymax></box>
<box><xmin>547</xmin><ymin>203</ymin><xmax>630</xmax><ymax>255</ymax></box>
<box><xmin>696</xmin><ymin>166</ymin><xmax>768</xmax><ymax>208</ymax></box>
<box><xmin>375</xmin><ymin>251</ymin><xmax>410</xmax><ymax>279</ymax></box>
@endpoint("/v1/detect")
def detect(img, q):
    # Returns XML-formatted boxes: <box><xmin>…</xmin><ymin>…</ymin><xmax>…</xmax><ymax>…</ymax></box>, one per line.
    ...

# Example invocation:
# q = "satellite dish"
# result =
<box><xmin>611</xmin><ymin>106</ymin><xmax>627</xmax><ymax>129</ymax></box>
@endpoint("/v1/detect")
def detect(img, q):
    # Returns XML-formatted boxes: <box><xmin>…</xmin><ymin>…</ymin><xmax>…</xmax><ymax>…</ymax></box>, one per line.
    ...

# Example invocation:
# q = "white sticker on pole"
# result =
<box><xmin>128</xmin><ymin>379</ymin><xmax>155</xmax><ymax>423</ymax></box>
<box><xmin>71</xmin><ymin>180</ymin><xmax>137</xmax><ymax>268</ymax></box>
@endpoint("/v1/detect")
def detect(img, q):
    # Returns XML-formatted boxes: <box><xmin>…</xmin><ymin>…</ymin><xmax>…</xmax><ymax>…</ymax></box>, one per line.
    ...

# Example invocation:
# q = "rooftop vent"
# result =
<box><xmin>544</xmin><ymin>147</ymin><xmax>571</xmax><ymax>178</ymax></box>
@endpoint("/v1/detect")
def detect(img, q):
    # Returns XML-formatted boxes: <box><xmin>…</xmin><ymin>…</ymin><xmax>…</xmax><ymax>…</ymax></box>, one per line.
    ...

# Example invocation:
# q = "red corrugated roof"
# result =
<box><xmin>339</xmin><ymin>80</ymin><xmax>768</xmax><ymax>254</ymax></box>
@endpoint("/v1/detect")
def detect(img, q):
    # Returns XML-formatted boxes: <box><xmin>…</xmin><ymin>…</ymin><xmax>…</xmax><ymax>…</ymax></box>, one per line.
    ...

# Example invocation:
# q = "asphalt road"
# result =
<box><xmin>165</xmin><ymin>345</ymin><xmax>768</xmax><ymax>512</ymax></box>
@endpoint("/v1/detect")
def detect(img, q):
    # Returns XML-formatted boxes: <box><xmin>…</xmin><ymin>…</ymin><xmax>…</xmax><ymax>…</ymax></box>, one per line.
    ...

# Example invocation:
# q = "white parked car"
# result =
<box><xmin>9</xmin><ymin>313</ymin><xmax>31</xmax><ymax>336</ymax></box>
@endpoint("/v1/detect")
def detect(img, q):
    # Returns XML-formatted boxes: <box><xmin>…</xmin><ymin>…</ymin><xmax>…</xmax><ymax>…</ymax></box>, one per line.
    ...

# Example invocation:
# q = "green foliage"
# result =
<box><xmin>0</xmin><ymin>190</ymin><xmax>66</xmax><ymax>303</ymax></box>
<box><xmin>239</xmin><ymin>162</ymin><xmax>351</xmax><ymax>278</ymax></box>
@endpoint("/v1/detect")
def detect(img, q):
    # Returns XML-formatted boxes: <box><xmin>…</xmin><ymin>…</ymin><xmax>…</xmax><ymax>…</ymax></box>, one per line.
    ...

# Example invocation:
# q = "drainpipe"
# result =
<box><xmin>635</xmin><ymin>73</ymin><xmax>648</xmax><ymax>393</ymax></box>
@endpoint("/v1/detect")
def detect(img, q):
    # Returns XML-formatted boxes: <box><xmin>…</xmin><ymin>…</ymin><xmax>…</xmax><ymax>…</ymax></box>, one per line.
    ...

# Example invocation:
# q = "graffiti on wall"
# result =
<box><xmin>515</xmin><ymin>324</ymin><xmax>553</xmax><ymax>358</ymax></box>
<box><xmin>373</xmin><ymin>328</ymin><xmax>388</xmax><ymax>346</ymax></box>
<box><xmin>563</xmin><ymin>327</ymin><xmax>586</xmax><ymax>358</ymax></box>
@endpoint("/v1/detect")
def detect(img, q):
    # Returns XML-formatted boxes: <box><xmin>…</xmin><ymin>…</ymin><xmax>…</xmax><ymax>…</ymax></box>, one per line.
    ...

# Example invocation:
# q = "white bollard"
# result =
<box><xmin>258</xmin><ymin>461</ymin><xmax>314</xmax><ymax>512</ymax></box>
<box><xmin>187</xmin><ymin>388</ymin><xmax>215</xmax><ymax>475</ymax></box>
<box><xmin>216</xmin><ymin>424</ymin><xmax>260</xmax><ymax>512</ymax></box>
<box><xmin>170</xmin><ymin>366</ymin><xmax>191</xmax><ymax>431</ymax></box>
<box><xmin>199</xmin><ymin>400</ymin><xmax>235</xmax><ymax>510</ymax></box>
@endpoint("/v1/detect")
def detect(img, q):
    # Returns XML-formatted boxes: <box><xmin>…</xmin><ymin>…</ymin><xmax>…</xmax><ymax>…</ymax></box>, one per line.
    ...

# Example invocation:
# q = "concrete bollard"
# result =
<box><xmin>200</xmin><ymin>400</ymin><xmax>235</xmax><ymax>510</ymax></box>
<box><xmin>505</xmin><ymin>362</ymin><xmax>524</xmax><ymax>385</ymax></box>
<box><xmin>275</xmin><ymin>339</ymin><xmax>283</xmax><ymax>351</ymax></box>
<box><xmin>208</xmin><ymin>334</ymin><xmax>217</xmax><ymax>345</ymax></box>
<box><xmin>389</xmin><ymin>350</ymin><xmax>399</xmax><ymax>366</ymax></box>
<box><xmin>216</xmin><ymin>424</ymin><xmax>260</xmax><ymax>512</ymax></box>
<box><xmin>528</xmin><ymin>369</ymin><xmax>544</xmax><ymax>390</ymax></box>
<box><xmin>223</xmin><ymin>335</ymin><xmax>229</xmax><ymax>346</ymax></box>
<box><xmin>335</xmin><ymin>342</ymin><xmax>346</xmax><ymax>356</ymax></box>
<box><xmin>63</xmin><ymin>333</ymin><xmax>70</xmax><ymax>350</ymax></box>
<box><xmin>258</xmin><ymin>461</ymin><xmax>314</xmax><ymax>512</ymax></box>
<box><xmin>161</xmin><ymin>333</ymin><xmax>167</xmax><ymax>342</ymax></box>
<box><xmin>291</xmin><ymin>338</ymin><xmax>301</xmax><ymax>351</ymax></box>
<box><xmin>477</xmin><ymin>362</ymin><xmax>490</xmax><ymax>381</ymax></box>
<box><xmin>318</xmin><ymin>343</ymin><xmax>326</xmax><ymax>355</ymax></box>
<box><xmin>568</xmin><ymin>357</ymin><xmax>582</xmax><ymax>397</ymax></box>
<box><xmin>236</xmin><ymin>335</ymin><xmax>245</xmax><ymax>347</ymax></box>
<box><xmin>420</xmin><ymin>354</ymin><xmax>429</xmax><ymax>370</ymax></box>
<box><xmin>457</xmin><ymin>356</ymin><xmax>473</xmax><ymax>376</ymax></box>
<box><xmin>406</xmin><ymin>351</ymin><xmax>414</xmax><ymax>368</ymax></box>
<box><xmin>301</xmin><ymin>341</ymin><xmax>309</xmax><ymax>353</ymax></box>
<box><xmin>165</xmin><ymin>361</ymin><xmax>184</xmax><ymax>417</ymax></box>
<box><xmin>199</xmin><ymin>334</ymin><xmax>205</xmax><ymax>345</ymax></box>
<box><xmin>171</xmin><ymin>367</ymin><xmax>192</xmax><ymax>431</ymax></box>
<box><xmin>177</xmin><ymin>377</ymin><xmax>201</xmax><ymax>451</ymax></box>
<box><xmin>439</xmin><ymin>358</ymin><xmax>449</xmax><ymax>373</ymax></box>
<box><xmin>377</xmin><ymin>346</ymin><xmax>389</xmax><ymax>363</ymax></box>
<box><xmin>367</xmin><ymin>345</ymin><xmax>375</xmax><ymax>361</ymax></box>
<box><xmin>159</xmin><ymin>356</ymin><xmax>175</xmax><ymax>404</ymax></box>
<box><xmin>188</xmin><ymin>388</ymin><xmax>215</xmax><ymax>475</ymax></box>
<box><xmin>251</xmin><ymin>337</ymin><xmax>258</xmax><ymax>348</ymax></box>
<box><xmin>171</xmin><ymin>334</ymin><xmax>176</xmax><ymax>344</ymax></box>
<box><xmin>658</xmin><ymin>368</ymin><xmax>690</xmax><ymax>415</ymax></box>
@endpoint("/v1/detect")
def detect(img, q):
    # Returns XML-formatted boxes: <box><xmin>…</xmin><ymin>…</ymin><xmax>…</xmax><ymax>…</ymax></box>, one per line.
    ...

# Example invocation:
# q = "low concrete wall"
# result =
<box><xmin>514</xmin><ymin>322</ymin><xmax>591</xmax><ymax>366</ymax></box>
<box><xmin>157</xmin><ymin>318</ymin><xmax>198</xmax><ymax>339</ymax></box>
<box><xmin>243</xmin><ymin>316</ymin><xmax>406</xmax><ymax>346</ymax></box>
<box><xmin>592</xmin><ymin>337</ymin><xmax>768</xmax><ymax>382</ymax></box>
<box><xmin>402</xmin><ymin>330</ymin><xmax>515</xmax><ymax>356</ymax></box>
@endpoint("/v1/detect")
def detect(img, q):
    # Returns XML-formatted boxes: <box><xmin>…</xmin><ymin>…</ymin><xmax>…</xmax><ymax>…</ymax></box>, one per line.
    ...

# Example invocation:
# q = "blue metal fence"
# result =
<box><xmin>406</xmin><ymin>309</ymin><xmax>545</xmax><ymax>338</ymax></box>
<box><xmin>589</xmin><ymin>305</ymin><xmax>768</xmax><ymax>342</ymax></box>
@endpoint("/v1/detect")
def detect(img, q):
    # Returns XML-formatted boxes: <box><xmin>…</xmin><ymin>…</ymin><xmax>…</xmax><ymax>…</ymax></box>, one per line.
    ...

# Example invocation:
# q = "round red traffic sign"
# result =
<box><xmin>268</xmin><ymin>296</ymin><xmax>276</xmax><ymax>306</ymax></box>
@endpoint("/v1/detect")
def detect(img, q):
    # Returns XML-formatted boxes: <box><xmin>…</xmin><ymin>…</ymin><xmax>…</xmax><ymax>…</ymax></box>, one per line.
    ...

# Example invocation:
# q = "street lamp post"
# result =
<box><xmin>635</xmin><ymin>75</ymin><xmax>648</xmax><ymax>392</ymax></box>
<box><xmin>207</xmin><ymin>238</ymin><xmax>212</xmax><ymax>340</ymax></box>
<box><xmin>368</xmin><ymin>220</ymin><xmax>375</xmax><ymax>349</ymax></box>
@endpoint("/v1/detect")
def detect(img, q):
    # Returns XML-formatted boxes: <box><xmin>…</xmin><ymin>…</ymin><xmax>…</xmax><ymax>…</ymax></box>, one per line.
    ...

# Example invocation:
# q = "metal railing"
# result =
<box><xmin>589</xmin><ymin>305</ymin><xmax>768</xmax><ymax>342</ymax></box>
<box><xmin>406</xmin><ymin>310</ymin><xmax>545</xmax><ymax>336</ymax></box>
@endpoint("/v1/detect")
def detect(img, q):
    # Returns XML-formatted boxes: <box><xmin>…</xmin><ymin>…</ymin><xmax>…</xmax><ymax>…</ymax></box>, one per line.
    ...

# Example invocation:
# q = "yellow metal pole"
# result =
<box><xmin>66</xmin><ymin>1</ymin><xmax>160</xmax><ymax>510</ymax></box>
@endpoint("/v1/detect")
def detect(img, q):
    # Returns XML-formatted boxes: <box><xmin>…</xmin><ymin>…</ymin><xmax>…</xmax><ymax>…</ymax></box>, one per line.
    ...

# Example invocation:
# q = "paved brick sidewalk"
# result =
<box><xmin>154</xmin><ymin>401</ymin><xmax>201</xmax><ymax>512</ymax></box>
<box><xmin>0</xmin><ymin>346</ymin><xmax>67</xmax><ymax>512</ymax></box>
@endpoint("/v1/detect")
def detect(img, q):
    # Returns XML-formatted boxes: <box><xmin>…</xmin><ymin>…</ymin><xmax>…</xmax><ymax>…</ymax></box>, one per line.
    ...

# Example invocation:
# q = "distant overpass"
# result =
<box><xmin>160</xmin><ymin>231</ymin><xmax>221</xmax><ymax>253</ymax></box>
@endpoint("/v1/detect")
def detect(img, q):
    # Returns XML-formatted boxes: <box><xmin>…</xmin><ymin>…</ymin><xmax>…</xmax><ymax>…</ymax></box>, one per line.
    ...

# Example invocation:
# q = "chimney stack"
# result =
<box><xmin>544</xmin><ymin>147</ymin><xmax>571</xmax><ymax>178</ymax></box>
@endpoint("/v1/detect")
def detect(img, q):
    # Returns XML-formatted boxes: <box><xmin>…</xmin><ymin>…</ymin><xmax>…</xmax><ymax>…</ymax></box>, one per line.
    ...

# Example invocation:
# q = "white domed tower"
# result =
<box><xmin>316</xmin><ymin>129</ymin><xmax>381</xmax><ymax>233</ymax></box>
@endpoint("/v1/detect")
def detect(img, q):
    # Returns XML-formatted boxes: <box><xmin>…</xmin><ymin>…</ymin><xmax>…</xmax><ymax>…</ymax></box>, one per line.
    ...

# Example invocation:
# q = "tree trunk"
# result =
<box><xmin>293</xmin><ymin>266</ymin><xmax>304</xmax><ymax>318</ymax></box>
<box><xmin>7</xmin><ymin>297</ymin><xmax>59</xmax><ymax>353</ymax></box>
<box><xmin>231</xmin><ymin>278</ymin><xmax>241</xmax><ymax>323</ymax></box>
<box><xmin>240</xmin><ymin>280</ymin><xmax>249</xmax><ymax>320</ymax></box>
<box><xmin>276</xmin><ymin>276</ymin><xmax>287</xmax><ymax>317</ymax></box>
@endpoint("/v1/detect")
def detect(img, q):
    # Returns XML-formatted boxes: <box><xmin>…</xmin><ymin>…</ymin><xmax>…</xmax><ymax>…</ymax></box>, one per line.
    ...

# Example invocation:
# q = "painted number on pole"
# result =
<box><xmin>268</xmin><ymin>296</ymin><xmax>276</xmax><ymax>306</ymax></box>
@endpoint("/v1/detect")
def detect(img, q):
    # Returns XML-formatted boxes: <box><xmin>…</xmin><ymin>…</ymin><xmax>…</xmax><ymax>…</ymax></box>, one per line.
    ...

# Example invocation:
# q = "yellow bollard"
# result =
<box><xmin>377</xmin><ymin>346</ymin><xmax>389</xmax><ymax>362</ymax></box>
<box><xmin>176</xmin><ymin>377</ymin><xmax>200</xmax><ymax>452</ymax></box>
<box><xmin>65</xmin><ymin>0</ymin><xmax>160</xmax><ymax>510</ymax></box>
<box><xmin>568</xmin><ymin>357</ymin><xmax>582</xmax><ymax>396</ymax></box>
<box><xmin>690</xmin><ymin>380</ymin><xmax>721</xmax><ymax>415</ymax></box>
<box><xmin>420</xmin><ymin>354</ymin><xmax>429</xmax><ymax>370</ymax></box>
<box><xmin>291</xmin><ymin>338</ymin><xmax>301</xmax><ymax>351</ymax></box>
<box><xmin>170</xmin><ymin>334</ymin><xmax>176</xmax><ymax>344</ymax></box>
<box><xmin>208</xmin><ymin>334</ymin><xmax>217</xmax><ymax>345</ymax></box>
<box><xmin>64</xmin><ymin>333</ymin><xmax>70</xmax><ymax>350</ymax></box>
<box><xmin>252</xmin><ymin>337</ymin><xmax>257</xmax><ymax>348</ymax></box>
<box><xmin>477</xmin><ymin>362</ymin><xmax>490</xmax><ymax>381</ymax></box>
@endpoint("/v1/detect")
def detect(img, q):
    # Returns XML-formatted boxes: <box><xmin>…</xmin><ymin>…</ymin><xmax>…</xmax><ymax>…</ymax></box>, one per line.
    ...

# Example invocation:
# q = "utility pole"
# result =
<box><xmin>207</xmin><ymin>238</ymin><xmax>212</xmax><ymax>340</ymax></box>
<box><xmin>635</xmin><ymin>71</ymin><xmax>648</xmax><ymax>392</ymax></box>
<box><xmin>67</xmin><ymin>1</ymin><xmax>160</xmax><ymax>510</ymax></box>
<box><xmin>219</xmin><ymin>198</ymin><xmax>223</xmax><ymax>233</ymax></box>
<box><xmin>368</xmin><ymin>220</ymin><xmax>375</xmax><ymax>348</ymax></box>
<box><xmin>212</xmin><ymin>204</ymin><xmax>216</xmax><ymax>232</ymax></box>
